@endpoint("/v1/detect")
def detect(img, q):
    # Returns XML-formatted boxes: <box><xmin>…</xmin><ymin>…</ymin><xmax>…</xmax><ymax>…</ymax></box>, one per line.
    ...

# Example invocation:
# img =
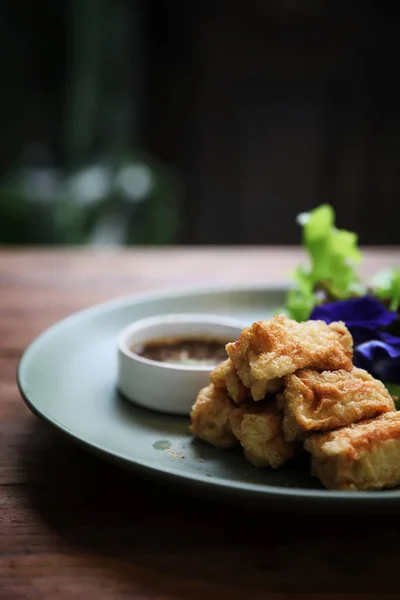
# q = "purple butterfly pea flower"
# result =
<box><xmin>355</xmin><ymin>335</ymin><xmax>400</xmax><ymax>383</ymax></box>
<box><xmin>310</xmin><ymin>296</ymin><xmax>397</xmax><ymax>345</ymax></box>
<box><xmin>310</xmin><ymin>296</ymin><xmax>400</xmax><ymax>383</ymax></box>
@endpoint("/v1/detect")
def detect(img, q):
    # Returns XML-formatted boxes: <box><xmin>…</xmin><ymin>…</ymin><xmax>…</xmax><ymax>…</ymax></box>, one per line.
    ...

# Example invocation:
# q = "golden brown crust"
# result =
<box><xmin>278</xmin><ymin>367</ymin><xmax>395</xmax><ymax>442</ymax></box>
<box><xmin>304</xmin><ymin>412</ymin><xmax>400</xmax><ymax>490</ymax></box>
<box><xmin>226</xmin><ymin>315</ymin><xmax>353</xmax><ymax>401</ymax></box>
<box><xmin>190</xmin><ymin>384</ymin><xmax>238</xmax><ymax>449</ymax></box>
<box><xmin>229</xmin><ymin>401</ymin><xmax>297</xmax><ymax>468</ymax></box>
<box><xmin>190</xmin><ymin>314</ymin><xmax>400</xmax><ymax>491</ymax></box>
<box><xmin>210</xmin><ymin>358</ymin><xmax>250</xmax><ymax>405</ymax></box>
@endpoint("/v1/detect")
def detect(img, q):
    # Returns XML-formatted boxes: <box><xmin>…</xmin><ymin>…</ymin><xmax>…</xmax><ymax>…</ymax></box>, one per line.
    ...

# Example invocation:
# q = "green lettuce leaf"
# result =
<box><xmin>372</xmin><ymin>267</ymin><xmax>400</xmax><ymax>312</ymax></box>
<box><xmin>285</xmin><ymin>265</ymin><xmax>317</xmax><ymax>322</ymax></box>
<box><xmin>285</xmin><ymin>204</ymin><xmax>364</xmax><ymax>321</ymax></box>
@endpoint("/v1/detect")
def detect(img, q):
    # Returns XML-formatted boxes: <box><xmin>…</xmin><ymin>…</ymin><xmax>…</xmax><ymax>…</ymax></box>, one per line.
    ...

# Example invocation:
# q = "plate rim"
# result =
<box><xmin>17</xmin><ymin>282</ymin><xmax>400</xmax><ymax>505</ymax></box>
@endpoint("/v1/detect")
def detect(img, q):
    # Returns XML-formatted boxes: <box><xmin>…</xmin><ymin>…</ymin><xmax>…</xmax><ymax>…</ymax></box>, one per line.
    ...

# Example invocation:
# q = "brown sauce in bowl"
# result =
<box><xmin>133</xmin><ymin>335</ymin><xmax>229</xmax><ymax>366</ymax></box>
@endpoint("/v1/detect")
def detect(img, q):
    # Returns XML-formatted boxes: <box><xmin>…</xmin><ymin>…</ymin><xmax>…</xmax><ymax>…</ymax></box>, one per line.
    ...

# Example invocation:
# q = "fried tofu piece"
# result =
<box><xmin>210</xmin><ymin>358</ymin><xmax>250</xmax><ymax>405</ymax></box>
<box><xmin>304</xmin><ymin>412</ymin><xmax>400</xmax><ymax>491</ymax></box>
<box><xmin>230</xmin><ymin>401</ymin><xmax>297</xmax><ymax>468</ymax></box>
<box><xmin>226</xmin><ymin>314</ymin><xmax>353</xmax><ymax>401</ymax></box>
<box><xmin>190</xmin><ymin>384</ymin><xmax>238</xmax><ymax>449</ymax></box>
<box><xmin>277</xmin><ymin>368</ymin><xmax>395</xmax><ymax>442</ymax></box>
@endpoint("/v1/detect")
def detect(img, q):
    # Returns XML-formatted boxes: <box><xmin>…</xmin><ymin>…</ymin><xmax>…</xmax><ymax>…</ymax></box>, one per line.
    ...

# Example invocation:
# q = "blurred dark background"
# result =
<box><xmin>1</xmin><ymin>0</ymin><xmax>399</xmax><ymax>245</ymax></box>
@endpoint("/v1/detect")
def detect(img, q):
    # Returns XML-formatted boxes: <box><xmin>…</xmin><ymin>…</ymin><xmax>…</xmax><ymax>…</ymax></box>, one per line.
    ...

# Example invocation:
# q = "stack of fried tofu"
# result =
<box><xmin>190</xmin><ymin>314</ymin><xmax>400</xmax><ymax>491</ymax></box>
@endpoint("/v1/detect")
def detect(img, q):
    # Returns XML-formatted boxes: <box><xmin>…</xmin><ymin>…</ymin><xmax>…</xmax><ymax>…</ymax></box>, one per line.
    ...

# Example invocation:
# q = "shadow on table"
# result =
<box><xmin>17</xmin><ymin>419</ymin><xmax>400</xmax><ymax>596</ymax></box>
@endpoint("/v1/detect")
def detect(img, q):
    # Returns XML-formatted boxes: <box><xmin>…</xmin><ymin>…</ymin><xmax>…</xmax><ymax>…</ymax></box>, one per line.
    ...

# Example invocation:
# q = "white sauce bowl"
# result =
<box><xmin>117</xmin><ymin>313</ymin><xmax>244</xmax><ymax>415</ymax></box>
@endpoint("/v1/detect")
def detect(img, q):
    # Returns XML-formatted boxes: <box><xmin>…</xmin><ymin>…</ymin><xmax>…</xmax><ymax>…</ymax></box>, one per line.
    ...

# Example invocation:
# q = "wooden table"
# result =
<box><xmin>1</xmin><ymin>246</ymin><xmax>400</xmax><ymax>599</ymax></box>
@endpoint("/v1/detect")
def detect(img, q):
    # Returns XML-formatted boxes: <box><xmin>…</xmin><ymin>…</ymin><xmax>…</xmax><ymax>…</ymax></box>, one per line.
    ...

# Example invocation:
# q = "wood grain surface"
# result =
<box><xmin>1</xmin><ymin>246</ymin><xmax>400</xmax><ymax>599</ymax></box>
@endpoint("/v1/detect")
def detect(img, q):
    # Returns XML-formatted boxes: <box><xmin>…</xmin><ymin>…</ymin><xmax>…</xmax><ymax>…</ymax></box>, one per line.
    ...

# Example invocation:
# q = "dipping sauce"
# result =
<box><xmin>133</xmin><ymin>336</ymin><xmax>230</xmax><ymax>366</ymax></box>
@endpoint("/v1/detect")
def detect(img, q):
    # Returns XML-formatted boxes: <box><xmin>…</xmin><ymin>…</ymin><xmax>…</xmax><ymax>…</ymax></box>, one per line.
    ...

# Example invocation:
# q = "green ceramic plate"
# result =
<box><xmin>18</xmin><ymin>284</ymin><xmax>400</xmax><ymax>511</ymax></box>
